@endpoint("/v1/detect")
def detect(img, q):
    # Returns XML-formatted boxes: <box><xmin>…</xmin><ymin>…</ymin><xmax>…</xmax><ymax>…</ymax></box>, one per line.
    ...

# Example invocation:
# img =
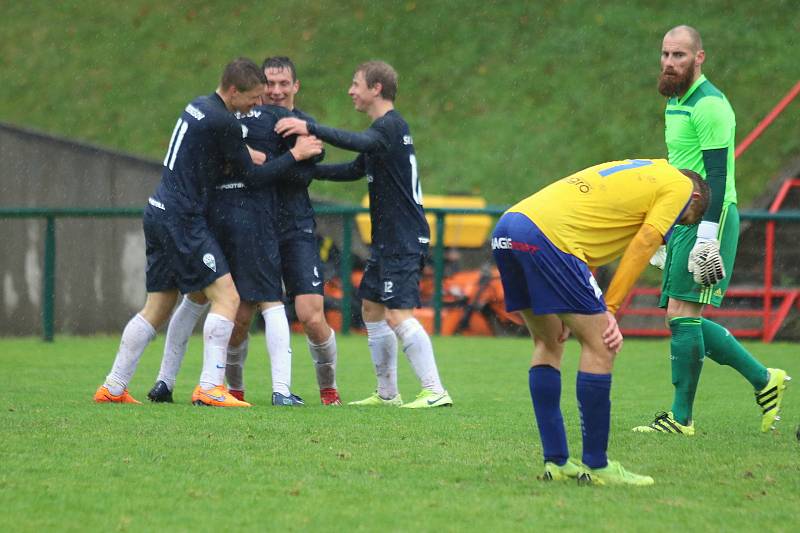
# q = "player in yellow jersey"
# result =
<box><xmin>491</xmin><ymin>159</ymin><xmax>709</xmax><ymax>486</ymax></box>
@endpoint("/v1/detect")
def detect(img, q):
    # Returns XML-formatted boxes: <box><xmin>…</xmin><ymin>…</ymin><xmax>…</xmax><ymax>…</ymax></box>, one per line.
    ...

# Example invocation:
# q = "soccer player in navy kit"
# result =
<box><xmin>263</xmin><ymin>56</ymin><xmax>342</xmax><ymax>406</ymax></box>
<box><xmin>276</xmin><ymin>61</ymin><xmax>452</xmax><ymax>408</ymax></box>
<box><xmin>146</xmin><ymin>101</ymin><xmax>323</xmax><ymax>406</ymax></box>
<box><xmin>94</xmin><ymin>58</ymin><xmax>321</xmax><ymax>407</ymax></box>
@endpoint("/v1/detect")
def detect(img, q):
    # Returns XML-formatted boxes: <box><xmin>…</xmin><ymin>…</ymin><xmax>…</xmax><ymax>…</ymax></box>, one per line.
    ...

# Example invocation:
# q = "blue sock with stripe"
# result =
<box><xmin>576</xmin><ymin>371</ymin><xmax>611</xmax><ymax>469</ymax></box>
<box><xmin>529</xmin><ymin>365</ymin><xmax>568</xmax><ymax>465</ymax></box>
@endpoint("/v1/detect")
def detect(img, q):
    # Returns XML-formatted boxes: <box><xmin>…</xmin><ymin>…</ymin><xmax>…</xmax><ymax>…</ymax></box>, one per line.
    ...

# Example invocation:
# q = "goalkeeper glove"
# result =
<box><xmin>649</xmin><ymin>245</ymin><xmax>667</xmax><ymax>270</ymax></box>
<box><xmin>688</xmin><ymin>221</ymin><xmax>726</xmax><ymax>285</ymax></box>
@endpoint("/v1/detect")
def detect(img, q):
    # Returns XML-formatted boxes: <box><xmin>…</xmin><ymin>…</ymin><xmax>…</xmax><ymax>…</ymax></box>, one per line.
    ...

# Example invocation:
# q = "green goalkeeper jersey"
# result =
<box><xmin>665</xmin><ymin>74</ymin><xmax>737</xmax><ymax>206</ymax></box>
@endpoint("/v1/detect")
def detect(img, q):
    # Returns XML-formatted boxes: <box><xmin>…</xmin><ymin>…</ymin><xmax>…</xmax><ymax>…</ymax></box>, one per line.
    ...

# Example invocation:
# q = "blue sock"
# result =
<box><xmin>529</xmin><ymin>365</ymin><xmax>568</xmax><ymax>465</ymax></box>
<box><xmin>576</xmin><ymin>371</ymin><xmax>612</xmax><ymax>469</ymax></box>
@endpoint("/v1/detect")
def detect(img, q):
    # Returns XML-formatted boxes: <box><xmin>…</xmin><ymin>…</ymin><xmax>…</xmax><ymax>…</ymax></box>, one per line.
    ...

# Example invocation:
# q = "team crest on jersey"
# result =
<box><xmin>203</xmin><ymin>253</ymin><xmax>217</xmax><ymax>272</ymax></box>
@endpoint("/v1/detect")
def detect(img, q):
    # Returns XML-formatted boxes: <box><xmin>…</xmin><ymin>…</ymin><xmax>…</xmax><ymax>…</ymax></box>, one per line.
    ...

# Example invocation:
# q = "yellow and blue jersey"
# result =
<box><xmin>507</xmin><ymin>159</ymin><xmax>692</xmax><ymax>268</ymax></box>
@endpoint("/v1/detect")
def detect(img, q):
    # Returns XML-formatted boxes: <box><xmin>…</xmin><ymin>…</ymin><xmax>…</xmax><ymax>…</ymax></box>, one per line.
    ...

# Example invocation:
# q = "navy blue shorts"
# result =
<box><xmin>143</xmin><ymin>202</ymin><xmax>230</xmax><ymax>294</ymax></box>
<box><xmin>208</xmin><ymin>193</ymin><xmax>282</xmax><ymax>303</ymax></box>
<box><xmin>358</xmin><ymin>249</ymin><xmax>427</xmax><ymax>309</ymax></box>
<box><xmin>279</xmin><ymin>228</ymin><xmax>324</xmax><ymax>299</ymax></box>
<box><xmin>491</xmin><ymin>212</ymin><xmax>606</xmax><ymax>315</ymax></box>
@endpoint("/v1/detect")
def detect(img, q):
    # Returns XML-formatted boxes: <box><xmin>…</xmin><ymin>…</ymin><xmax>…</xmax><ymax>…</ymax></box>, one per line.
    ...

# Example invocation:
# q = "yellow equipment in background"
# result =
<box><xmin>355</xmin><ymin>195</ymin><xmax>493</xmax><ymax>248</ymax></box>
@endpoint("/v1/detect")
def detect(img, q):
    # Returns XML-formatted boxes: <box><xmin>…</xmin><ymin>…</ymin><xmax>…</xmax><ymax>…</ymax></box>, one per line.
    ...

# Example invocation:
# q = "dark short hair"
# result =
<box><xmin>680</xmin><ymin>168</ymin><xmax>710</xmax><ymax>214</ymax></box>
<box><xmin>220</xmin><ymin>57</ymin><xmax>266</xmax><ymax>91</ymax></box>
<box><xmin>262</xmin><ymin>56</ymin><xmax>297</xmax><ymax>82</ymax></box>
<box><xmin>356</xmin><ymin>61</ymin><xmax>398</xmax><ymax>101</ymax></box>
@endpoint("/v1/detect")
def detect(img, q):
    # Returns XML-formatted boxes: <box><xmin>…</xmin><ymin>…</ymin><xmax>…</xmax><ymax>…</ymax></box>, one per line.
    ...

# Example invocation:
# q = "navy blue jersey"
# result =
<box><xmin>312</xmin><ymin>110</ymin><xmax>430</xmax><ymax>254</ymax></box>
<box><xmin>212</xmin><ymin>104</ymin><xmax>297</xmax><ymax>214</ymax></box>
<box><xmin>151</xmin><ymin>93</ymin><xmax>298</xmax><ymax>216</ymax></box>
<box><xmin>276</xmin><ymin>108</ymin><xmax>320</xmax><ymax>235</ymax></box>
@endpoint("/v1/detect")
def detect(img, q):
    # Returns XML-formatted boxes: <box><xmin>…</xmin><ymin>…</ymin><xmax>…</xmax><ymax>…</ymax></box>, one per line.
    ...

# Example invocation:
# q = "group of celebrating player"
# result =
<box><xmin>94</xmin><ymin>24</ymin><xmax>790</xmax><ymax>488</ymax></box>
<box><xmin>94</xmin><ymin>56</ymin><xmax>451</xmax><ymax>410</ymax></box>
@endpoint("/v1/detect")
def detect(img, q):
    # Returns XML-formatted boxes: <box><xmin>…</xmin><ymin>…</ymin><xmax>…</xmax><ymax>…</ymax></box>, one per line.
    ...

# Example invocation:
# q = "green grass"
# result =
<box><xmin>1</xmin><ymin>334</ymin><xmax>798</xmax><ymax>531</ymax></box>
<box><xmin>1</xmin><ymin>1</ymin><xmax>799</xmax><ymax>206</ymax></box>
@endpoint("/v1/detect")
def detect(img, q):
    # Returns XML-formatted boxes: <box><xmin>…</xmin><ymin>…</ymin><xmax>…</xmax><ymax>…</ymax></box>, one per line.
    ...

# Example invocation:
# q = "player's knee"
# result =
<box><xmin>361</xmin><ymin>300</ymin><xmax>385</xmax><ymax>323</ymax></box>
<box><xmin>533</xmin><ymin>335</ymin><xmax>564</xmax><ymax>361</ymax></box>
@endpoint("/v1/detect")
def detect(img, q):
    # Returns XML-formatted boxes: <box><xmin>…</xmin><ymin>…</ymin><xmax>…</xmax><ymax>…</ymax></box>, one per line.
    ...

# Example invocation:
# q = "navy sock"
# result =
<box><xmin>576</xmin><ymin>371</ymin><xmax>612</xmax><ymax>469</ymax></box>
<box><xmin>529</xmin><ymin>365</ymin><xmax>568</xmax><ymax>465</ymax></box>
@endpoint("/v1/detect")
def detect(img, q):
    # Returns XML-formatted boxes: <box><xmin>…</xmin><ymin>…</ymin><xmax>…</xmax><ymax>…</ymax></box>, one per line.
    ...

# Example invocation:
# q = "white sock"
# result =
<box><xmin>105</xmin><ymin>314</ymin><xmax>156</xmax><ymax>395</ymax></box>
<box><xmin>394</xmin><ymin>318</ymin><xmax>444</xmax><ymax>394</ymax></box>
<box><xmin>365</xmin><ymin>320</ymin><xmax>398</xmax><ymax>399</ymax></box>
<box><xmin>308</xmin><ymin>328</ymin><xmax>337</xmax><ymax>390</ymax></box>
<box><xmin>157</xmin><ymin>296</ymin><xmax>209</xmax><ymax>390</ymax></box>
<box><xmin>263</xmin><ymin>306</ymin><xmax>292</xmax><ymax>396</ymax></box>
<box><xmin>198</xmin><ymin>313</ymin><xmax>234</xmax><ymax>390</ymax></box>
<box><xmin>225</xmin><ymin>338</ymin><xmax>249</xmax><ymax>391</ymax></box>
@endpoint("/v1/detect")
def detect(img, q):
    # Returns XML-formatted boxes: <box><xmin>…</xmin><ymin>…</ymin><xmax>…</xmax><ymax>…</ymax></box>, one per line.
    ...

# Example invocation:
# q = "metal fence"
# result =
<box><xmin>2</xmin><ymin>205</ymin><xmax>800</xmax><ymax>341</ymax></box>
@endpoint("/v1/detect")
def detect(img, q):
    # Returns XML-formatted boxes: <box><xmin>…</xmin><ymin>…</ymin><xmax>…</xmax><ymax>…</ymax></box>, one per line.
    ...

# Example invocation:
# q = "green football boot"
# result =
<box><xmin>347</xmin><ymin>392</ymin><xmax>403</xmax><ymax>407</ymax></box>
<box><xmin>400</xmin><ymin>389</ymin><xmax>453</xmax><ymax>409</ymax></box>
<box><xmin>632</xmin><ymin>411</ymin><xmax>695</xmax><ymax>436</ymax></box>
<box><xmin>577</xmin><ymin>460</ymin><xmax>654</xmax><ymax>487</ymax></box>
<box><xmin>756</xmin><ymin>368</ymin><xmax>791</xmax><ymax>432</ymax></box>
<box><xmin>541</xmin><ymin>458</ymin><xmax>583</xmax><ymax>481</ymax></box>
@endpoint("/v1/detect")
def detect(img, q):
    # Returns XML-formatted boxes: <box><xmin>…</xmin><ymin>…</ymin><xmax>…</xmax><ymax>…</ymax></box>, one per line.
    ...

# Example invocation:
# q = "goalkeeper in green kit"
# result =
<box><xmin>633</xmin><ymin>25</ymin><xmax>790</xmax><ymax>435</ymax></box>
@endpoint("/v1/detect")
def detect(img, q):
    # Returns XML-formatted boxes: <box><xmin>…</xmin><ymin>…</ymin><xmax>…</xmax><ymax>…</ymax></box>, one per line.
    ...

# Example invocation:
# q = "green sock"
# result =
<box><xmin>669</xmin><ymin>317</ymin><xmax>704</xmax><ymax>425</ymax></box>
<box><xmin>701</xmin><ymin>318</ymin><xmax>769</xmax><ymax>390</ymax></box>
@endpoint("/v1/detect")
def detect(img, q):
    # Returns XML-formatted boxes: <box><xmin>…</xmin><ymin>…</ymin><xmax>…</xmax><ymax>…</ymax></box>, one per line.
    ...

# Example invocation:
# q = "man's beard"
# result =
<box><xmin>658</xmin><ymin>68</ymin><xmax>694</xmax><ymax>97</ymax></box>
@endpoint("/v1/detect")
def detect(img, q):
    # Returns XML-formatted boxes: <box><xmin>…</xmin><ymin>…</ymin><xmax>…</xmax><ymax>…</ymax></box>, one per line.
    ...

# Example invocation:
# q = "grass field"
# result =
<box><xmin>1</xmin><ymin>334</ymin><xmax>798</xmax><ymax>531</ymax></box>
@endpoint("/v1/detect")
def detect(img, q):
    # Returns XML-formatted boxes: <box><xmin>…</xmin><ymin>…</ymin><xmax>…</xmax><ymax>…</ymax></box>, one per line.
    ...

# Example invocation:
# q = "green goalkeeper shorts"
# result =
<box><xmin>659</xmin><ymin>203</ymin><xmax>739</xmax><ymax>308</ymax></box>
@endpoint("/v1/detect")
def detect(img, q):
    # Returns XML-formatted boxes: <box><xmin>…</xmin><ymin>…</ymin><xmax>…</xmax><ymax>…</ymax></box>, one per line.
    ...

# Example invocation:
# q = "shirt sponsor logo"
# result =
<box><xmin>185</xmin><ymin>104</ymin><xmax>205</xmax><ymax>121</ymax></box>
<box><xmin>216</xmin><ymin>182</ymin><xmax>246</xmax><ymax>190</ymax></box>
<box><xmin>565</xmin><ymin>176</ymin><xmax>592</xmax><ymax>193</ymax></box>
<box><xmin>203</xmin><ymin>253</ymin><xmax>217</xmax><ymax>272</ymax></box>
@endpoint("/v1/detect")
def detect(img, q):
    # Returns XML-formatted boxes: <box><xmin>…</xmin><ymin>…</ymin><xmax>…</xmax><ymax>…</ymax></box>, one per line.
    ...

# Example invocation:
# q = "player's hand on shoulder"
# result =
<box><xmin>602</xmin><ymin>311</ymin><xmax>623</xmax><ymax>354</ymax></box>
<box><xmin>290</xmin><ymin>135</ymin><xmax>323</xmax><ymax>161</ymax></box>
<box><xmin>247</xmin><ymin>146</ymin><xmax>267</xmax><ymax>165</ymax></box>
<box><xmin>275</xmin><ymin>117</ymin><xmax>309</xmax><ymax>137</ymax></box>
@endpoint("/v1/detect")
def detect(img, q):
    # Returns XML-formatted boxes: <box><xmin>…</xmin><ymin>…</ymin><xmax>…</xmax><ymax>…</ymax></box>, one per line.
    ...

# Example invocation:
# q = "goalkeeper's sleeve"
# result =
<box><xmin>604</xmin><ymin>224</ymin><xmax>664</xmax><ymax>315</ymax></box>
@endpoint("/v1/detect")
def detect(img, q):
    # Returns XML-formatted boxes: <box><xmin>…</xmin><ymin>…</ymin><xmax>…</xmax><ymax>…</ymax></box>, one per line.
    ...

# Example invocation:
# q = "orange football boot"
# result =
<box><xmin>191</xmin><ymin>385</ymin><xmax>251</xmax><ymax>407</ymax></box>
<box><xmin>94</xmin><ymin>385</ymin><xmax>141</xmax><ymax>404</ymax></box>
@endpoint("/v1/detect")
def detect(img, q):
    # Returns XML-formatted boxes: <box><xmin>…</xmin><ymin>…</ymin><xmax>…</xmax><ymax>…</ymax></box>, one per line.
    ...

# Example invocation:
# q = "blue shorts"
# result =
<box><xmin>208</xmin><ymin>192</ymin><xmax>282</xmax><ymax>303</ymax></box>
<box><xmin>279</xmin><ymin>229</ymin><xmax>324</xmax><ymax>299</ymax></box>
<box><xmin>358</xmin><ymin>249</ymin><xmax>427</xmax><ymax>310</ymax></box>
<box><xmin>143</xmin><ymin>202</ymin><xmax>230</xmax><ymax>294</ymax></box>
<box><xmin>491</xmin><ymin>212</ymin><xmax>606</xmax><ymax>315</ymax></box>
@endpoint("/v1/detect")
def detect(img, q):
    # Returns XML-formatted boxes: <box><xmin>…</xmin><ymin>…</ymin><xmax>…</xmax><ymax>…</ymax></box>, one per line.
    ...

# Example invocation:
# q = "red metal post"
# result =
<box><xmin>736</xmin><ymin>80</ymin><xmax>800</xmax><ymax>158</ymax></box>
